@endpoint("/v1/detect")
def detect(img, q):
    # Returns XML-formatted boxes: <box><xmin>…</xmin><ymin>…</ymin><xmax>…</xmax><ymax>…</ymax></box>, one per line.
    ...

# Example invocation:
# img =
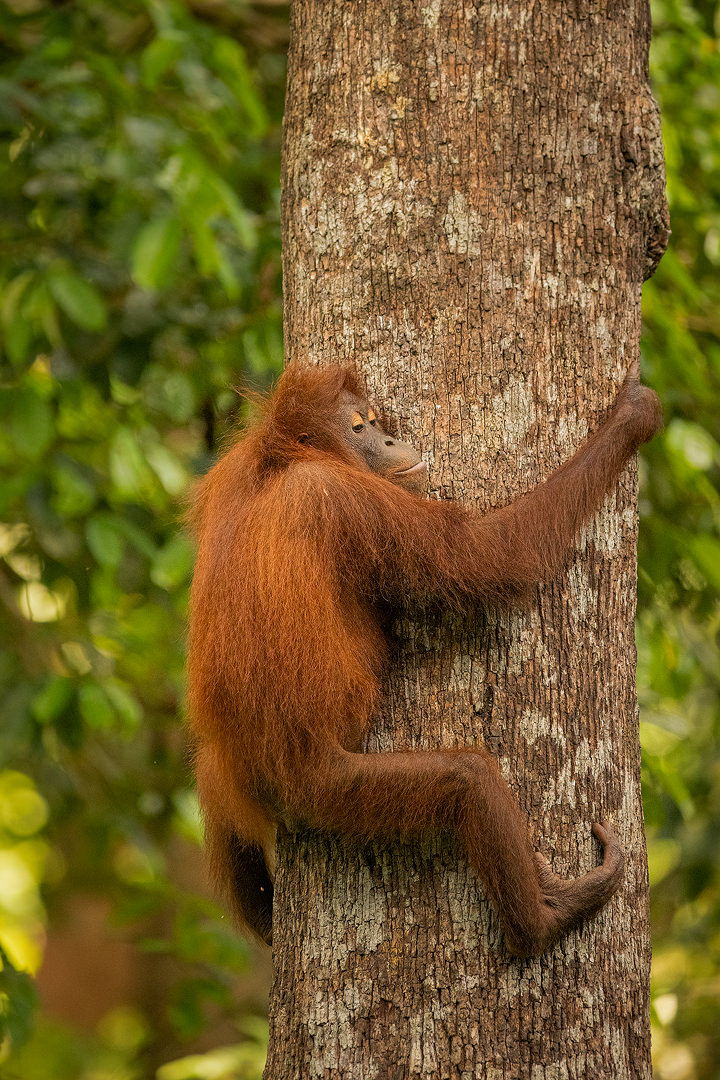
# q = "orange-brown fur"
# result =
<box><xmin>187</xmin><ymin>363</ymin><xmax>661</xmax><ymax>955</ymax></box>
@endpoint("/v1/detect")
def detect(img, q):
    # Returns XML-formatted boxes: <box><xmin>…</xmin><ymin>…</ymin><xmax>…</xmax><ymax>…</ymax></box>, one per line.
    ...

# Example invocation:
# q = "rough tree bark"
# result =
<box><xmin>266</xmin><ymin>1</ymin><xmax>668</xmax><ymax>1077</ymax></box>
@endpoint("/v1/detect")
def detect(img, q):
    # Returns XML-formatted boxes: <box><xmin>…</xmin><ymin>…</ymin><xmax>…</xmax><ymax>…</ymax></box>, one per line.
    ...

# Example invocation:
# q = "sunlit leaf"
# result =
<box><xmin>31</xmin><ymin>678</ymin><xmax>74</xmax><ymax>724</ymax></box>
<box><xmin>132</xmin><ymin>215</ymin><xmax>183</xmax><ymax>292</ymax></box>
<box><xmin>212</xmin><ymin>37</ymin><xmax>268</xmax><ymax>136</ymax></box>
<box><xmin>109</xmin><ymin>428</ymin><xmax>155</xmax><ymax>498</ymax></box>
<box><xmin>151</xmin><ymin>536</ymin><xmax>194</xmax><ymax>590</ymax></box>
<box><xmin>86</xmin><ymin>513</ymin><xmax>125</xmax><ymax>567</ymax></box>
<box><xmin>78</xmin><ymin>683</ymin><xmax>115</xmax><ymax>730</ymax></box>
<box><xmin>688</xmin><ymin>535</ymin><xmax>720</xmax><ymax>589</ymax></box>
<box><xmin>0</xmin><ymin>948</ymin><xmax>38</xmax><ymax>1051</ymax></box>
<box><xmin>104</xmin><ymin>680</ymin><xmax>143</xmax><ymax>730</ymax></box>
<box><xmin>141</xmin><ymin>33</ymin><xmax>186</xmax><ymax>89</ymax></box>
<box><xmin>8</xmin><ymin>388</ymin><xmax>53</xmax><ymax>459</ymax></box>
<box><xmin>47</xmin><ymin>268</ymin><xmax>107</xmax><ymax>332</ymax></box>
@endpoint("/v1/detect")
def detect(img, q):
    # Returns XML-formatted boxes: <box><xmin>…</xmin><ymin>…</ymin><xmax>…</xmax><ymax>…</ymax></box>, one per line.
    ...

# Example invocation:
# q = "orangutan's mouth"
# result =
<box><xmin>395</xmin><ymin>460</ymin><xmax>426</xmax><ymax>477</ymax></box>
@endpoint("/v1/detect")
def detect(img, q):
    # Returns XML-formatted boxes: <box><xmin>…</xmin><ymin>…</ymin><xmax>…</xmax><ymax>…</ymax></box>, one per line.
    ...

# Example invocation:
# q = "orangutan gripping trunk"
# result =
<box><xmin>186</xmin><ymin>363</ymin><xmax>661</xmax><ymax>957</ymax></box>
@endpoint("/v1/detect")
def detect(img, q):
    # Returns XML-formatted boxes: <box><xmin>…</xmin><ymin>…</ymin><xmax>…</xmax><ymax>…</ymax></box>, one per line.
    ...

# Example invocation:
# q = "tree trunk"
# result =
<box><xmin>267</xmin><ymin>1</ymin><xmax>668</xmax><ymax>1076</ymax></box>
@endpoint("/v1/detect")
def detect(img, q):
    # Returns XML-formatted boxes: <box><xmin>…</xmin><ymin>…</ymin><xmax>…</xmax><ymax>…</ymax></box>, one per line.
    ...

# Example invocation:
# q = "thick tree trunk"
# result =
<box><xmin>267</xmin><ymin>1</ymin><xmax>668</xmax><ymax>1076</ymax></box>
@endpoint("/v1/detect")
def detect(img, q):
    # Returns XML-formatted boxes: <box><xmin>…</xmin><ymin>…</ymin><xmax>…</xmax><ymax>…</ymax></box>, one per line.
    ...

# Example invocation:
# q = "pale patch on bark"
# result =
<box><xmin>587</xmin><ymin>504</ymin><xmax>638</xmax><ymax>557</ymax></box>
<box><xmin>368</xmin><ymin>60</ymin><xmax>403</xmax><ymax>93</ymax></box>
<box><xmin>543</xmin><ymin>756</ymin><xmax>580</xmax><ymax>812</ymax></box>
<box><xmin>442</xmin><ymin>192</ymin><xmax>484</xmax><ymax>256</ymax></box>
<box><xmin>555</xmin><ymin>414</ymin><xmax>590</xmax><ymax>457</ymax></box>
<box><xmin>520</xmin><ymin>709</ymin><xmax>566</xmax><ymax>748</ymax></box>
<box><xmin>499</xmin><ymin>609</ymin><xmax>549</xmax><ymax>679</ymax></box>
<box><xmin>530</xmin><ymin>1063</ymin><xmax>570</xmax><ymax>1080</ymax></box>
<box><xmin>420</xmin><ymin>0</ymin><xmax>442</xmax><ymax>29</ymax></box>
<box><xmin>566</xmin><ymin>564</ymin><xmax>597</xmax><ymax>623</ymax></box>
<box><xmin>481</xmin><ymin>375</ymin><xmax>537</xmax><ymax>453</ymax></box>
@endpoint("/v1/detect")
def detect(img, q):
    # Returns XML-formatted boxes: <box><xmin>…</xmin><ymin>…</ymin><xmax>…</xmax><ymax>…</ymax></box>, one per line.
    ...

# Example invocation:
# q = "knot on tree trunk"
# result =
<box><xmin>618</xmin><ymin>89</ymin><xmax>670</xmax><ymax>280</ymax></box>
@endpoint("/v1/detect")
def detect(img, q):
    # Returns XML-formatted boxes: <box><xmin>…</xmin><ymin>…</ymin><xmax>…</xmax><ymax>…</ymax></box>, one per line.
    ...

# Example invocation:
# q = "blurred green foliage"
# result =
<box><xmin>640</xmin><ymin>3</ymin><xmax>720</xmax><ymax>1078</ymax></box>
<box><xmin>0</xmin><ymin>0</ymin><xmax>285</xmax><ymax>1075</ymax></box>
<box><xmin>0</xmin><ymin>0</ymin><xmax>717</xmax><ymax>1077</ymax></box>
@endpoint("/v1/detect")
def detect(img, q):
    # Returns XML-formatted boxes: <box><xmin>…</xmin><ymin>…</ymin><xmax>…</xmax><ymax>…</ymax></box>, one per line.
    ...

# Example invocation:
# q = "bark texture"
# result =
<box><xmin>267</xmin><ymin>1</ymin><xmax>668</xmax><ymax>1076</ymax></box>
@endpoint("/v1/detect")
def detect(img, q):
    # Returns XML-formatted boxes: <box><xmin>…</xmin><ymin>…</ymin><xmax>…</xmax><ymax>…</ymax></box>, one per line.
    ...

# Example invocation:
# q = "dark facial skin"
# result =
<box><xmin>338</xmin><ymin>391</ymin><xmax>426</xmax><ymax>493</ymax></box>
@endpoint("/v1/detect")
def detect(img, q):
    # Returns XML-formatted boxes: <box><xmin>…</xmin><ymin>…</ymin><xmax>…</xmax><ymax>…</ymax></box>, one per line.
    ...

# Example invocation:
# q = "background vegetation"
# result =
<box><xmin>0</xmin><ymin>1</ymin><xmax>717</xmax><ymax>1077</ymax></box>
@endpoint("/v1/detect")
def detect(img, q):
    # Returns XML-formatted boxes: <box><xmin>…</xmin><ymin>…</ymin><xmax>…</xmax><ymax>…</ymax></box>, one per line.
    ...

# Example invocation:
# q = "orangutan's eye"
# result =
<box><xmin>367</xmin><ymin>409</ymin><xmax>377</xmax><ymax>425</ymax></box>
<box><xmin>351</xmin><ymin>412</ymin><xmax>364</xmax><ymax>433</ymax></box>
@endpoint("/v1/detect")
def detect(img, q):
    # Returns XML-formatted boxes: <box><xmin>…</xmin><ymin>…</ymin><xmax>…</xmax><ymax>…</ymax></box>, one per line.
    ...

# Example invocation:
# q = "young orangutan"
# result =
<box><xmin>187</xmin><ymin>363</ymin><xmax>661</xmax><ymax>957</ymax></box>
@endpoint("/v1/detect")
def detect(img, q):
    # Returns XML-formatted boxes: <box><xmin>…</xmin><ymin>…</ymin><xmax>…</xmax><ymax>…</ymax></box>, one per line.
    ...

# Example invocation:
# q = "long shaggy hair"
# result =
<box><xmin>186</xmin><ymin>362</ymin><xmax>657</xmax><ymax>952</ymax></box>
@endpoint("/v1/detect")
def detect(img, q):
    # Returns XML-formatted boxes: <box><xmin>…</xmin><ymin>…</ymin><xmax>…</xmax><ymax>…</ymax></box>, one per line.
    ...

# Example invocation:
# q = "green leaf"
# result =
<box><xmin>187</xmin><ymin>217</ymin><xmax>218</xmax><ymax>277</ymax></box>
<box><xmin>151</xmin><ymin>536</ymin><xmax>194</xmax><ymax>590</ymax></box>
<box><xmin>115</xmin><ymin>517</ymin><xmax>157</xmax><ymax>560</ymax></box>
<box><xmin>1</xmin><ymin>272</ymin><xmax>34</xmax><ymax>327</ymax></box>
<box><xmin>212</xmin><ymin>175</ymin><xmax>256</xmax><ymax>249</ymax></box>
<box><xmin>104</xmin><ymin>679</ymin><xmax>143</xmax><ymax>730</ymax></box>
<box><xmin>0</xmin><ymin>948</ymin><xmax>38</xmax><ymax>1051</ymax></box>
<box><xmin>666</xmin><ymin>418</ymin><xmax>719</xmax><ymax>471</ymax></box>
<box><xmin>141</xmin><ymin>33</ymin><xmax>185</xmax><ymax>89</ymax></box>
<box><xmin>78</xmin><ymin>683</ymin><xmax>116</xmax><ymax>730</ymax></box>
<box><xmin>132</xmin><ymin>215</ymin><xmax>183</xmax><ymax>292</ymax></box>
<box><xmin>109</xmin><ymin>428</ymin><xmax>154</xmax><ymax>498</ymax></box>
<box><xmin>52</xmin><ymin>461</ymin><xmax>97</xmax><ymax>517</ymax></box>
<box><xmin>212</xmin><ymin>37</ymin><xmax>268</xmax><ymax>136</ymax></box>
<box><xmin>146</xmin><ymin>444</ymin><xmax>188</xmax><ymax>495</ymax></box>
<box><xmin>149</xmin><ymin>371</ymin><xmax>196</xmax><ymax>423</ymax></box>
<box><xmin>9</xmin><ymin>386</ymin><xmax>53</xmax><ymax>459</ymax></box>
<box><xmin>47</xmin><ymin>268</ymin><xmax>107</xmax><ymax>332</ymax></box>
<box><xmin>1</xmin><ymin>271</ymin><xmax>35</xmax><ymax>364</ymax></box>
<box><xmin>32</xmin><ymin>677</ymin><xmax>74</xmax><ymax>724</ymax></box>
<box><xmin>21</xmin><ymin>281</ymin><xmax>61</xmax><ymax>349</ymax></box>
<box><xmin>2</xmin><ymin>310</ymin><xmax>33</xmax><ymax>367</ymax></box>
<box><xmin>86</xmin><ymin>513</ymin><xmax>126</xmax><ymax>567</ymax></box>
<box><xmin>688</xmin><ymin>535</ymin><xmax>720</xmax><ymax>590</ymax></box>
<box><xmin>648</xmin><ymin>837</ymin><xmax>682</xmax><ymax>886</ymax></box>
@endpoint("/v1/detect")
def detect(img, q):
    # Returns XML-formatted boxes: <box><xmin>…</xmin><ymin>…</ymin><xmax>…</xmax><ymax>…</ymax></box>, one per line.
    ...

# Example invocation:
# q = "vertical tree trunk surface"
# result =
<box><xmin>267</xmin><ymin>1</ymin><xmax>668</xmax><ymax>1076</ymax></box>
